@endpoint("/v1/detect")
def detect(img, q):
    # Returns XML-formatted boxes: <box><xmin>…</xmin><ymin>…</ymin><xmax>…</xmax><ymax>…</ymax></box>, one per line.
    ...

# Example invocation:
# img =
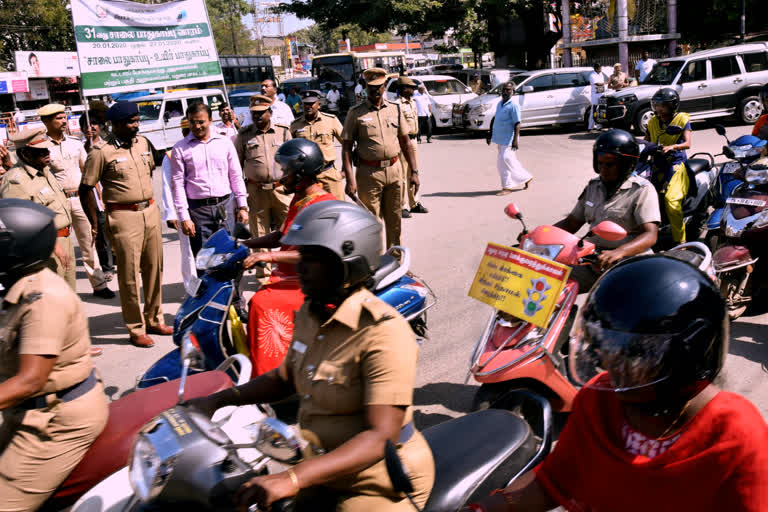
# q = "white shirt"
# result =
<box><xmin>160</xmin><ymin>155</ymin><xmax>176</xmax><ymax>222</ymax></box>
<box><xmin>589</xmin><ymin>71</ymin><xmax>608</xmax><ymax>104</ymax></box>
<box><xmin>635</xmin><ymin>58</ymin><xmax>657</xmax><ymax>83</ymax></box>
<box><xmin>13</xmin><ymin>111</ymin><xmax>24</xmax><ymax>124</ymax></box>
<box><xmin>354</xmin><ymin>83</ymin><xmax>363</xmax><ymax>97</ymax></box>
<box><xmin>326</xmin><ymin>89</ymin><xmax>341</xmax><ymax>110</ymax></box>
<box><xmin>277</xmin><ymin>93</ymin><xmax>286</xmax><ymax>102</ymax></box>
<box><xmin>413</xmin><ymin>92</ymin><xmax>431</xmax><ymax>117</ymax></box>
<box><xmin>270</xmin><ymin>99</ymin><xmax>295</xmax><ymax>127</ymax></box>
<box><xmin>214</xmin><ymin>120</ymin><xmax>238</xmax><ymax>142</ymax></box>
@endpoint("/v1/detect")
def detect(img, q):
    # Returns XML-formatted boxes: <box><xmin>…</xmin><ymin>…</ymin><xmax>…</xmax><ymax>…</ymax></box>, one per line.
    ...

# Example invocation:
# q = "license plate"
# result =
<box><xmin>726</xmin><ymin>197</ymin><xmax>766</xmax><ymax>207</ymax></box>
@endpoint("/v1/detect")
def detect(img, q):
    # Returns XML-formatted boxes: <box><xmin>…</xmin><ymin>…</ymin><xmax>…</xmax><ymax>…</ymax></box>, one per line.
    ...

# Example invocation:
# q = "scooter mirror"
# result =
<box><xmin>592</xmin><ymin>221</ymin><xmax>627</xmax><ymax>242</ymax></box>
<box><xmin>181</xmin><ymin>332</ymin><xmax>202</xmax><ymax>365</ymax></box>
<box><xmin>504</xmin><ymin>202</ymin><xmax>522</xmax><ymax>219</ymax></box>
<box><xmin>714</xmin><ymin>124</ymin><xmax>727</xmax><ymax>137</ymax></box>
<box><xmin>255</xmin><ymin>417</ymin><xmax>304</xmax><ymax>464</ymax></box>
<box><xmin>384</xmin><ymin>439</ymin><xmax>415</xmax><ymax>495</ymax></box>
<box><xmin>233</xmin><ymin>222</ymin><xmax>252</xmax><ymax>240</ymax></box>
<box><xmin>723</xmin><ymin>146</ymin><xmax>735</xmax><ymax>160</ymax></box>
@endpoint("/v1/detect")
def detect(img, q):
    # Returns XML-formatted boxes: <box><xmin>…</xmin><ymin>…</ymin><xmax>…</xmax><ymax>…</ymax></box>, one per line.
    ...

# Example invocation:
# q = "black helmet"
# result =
<box><xmin>0</xmin><ymin>199</ymin><xmax>57</xmax><ymax>279</ymax></box>
<box><xmin>592</xmin><ymin>129</ymin><xmax>640</xmax><ymax>179</ymax></box>
<box><xmin>651</xmin><ymin>87</ymin><xmax>680</xmax><ymax>113</ymax></box>
<box><xmin>569</xmin><ymin>255</ymin><xmax>727</xmax><ymax>411</ymax></box>
<box><xmin>274</xmin><ymin>138</ymin><xmax>325</xmax><ymax>180</ymax></box>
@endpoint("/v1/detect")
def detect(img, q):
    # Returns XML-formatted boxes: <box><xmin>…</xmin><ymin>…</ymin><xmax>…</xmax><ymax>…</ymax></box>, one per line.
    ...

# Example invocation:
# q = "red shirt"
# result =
<box><xmin>534</xmin><ymin>373</ymin><xmax>768</xmax><ymax>512</ymax></box>
<box><xmin>753</xmin><ymin>114</ymin><xmax>768</xmax><ymax>139</ymax></box>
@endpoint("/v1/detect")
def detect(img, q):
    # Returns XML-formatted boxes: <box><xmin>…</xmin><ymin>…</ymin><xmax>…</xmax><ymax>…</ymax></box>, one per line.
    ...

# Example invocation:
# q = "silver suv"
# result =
<box><xmin>598</xmin><ymin>42</ymin><xmax>768</xmax><ymax>134</ymax></box>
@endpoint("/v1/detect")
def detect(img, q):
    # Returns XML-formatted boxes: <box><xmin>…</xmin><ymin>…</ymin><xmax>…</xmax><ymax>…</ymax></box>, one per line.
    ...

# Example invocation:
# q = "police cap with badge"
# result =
<box><xmin>301</xmin><ymin>90</ymin><xmax>322</xmax><ymax>104</ymax></box>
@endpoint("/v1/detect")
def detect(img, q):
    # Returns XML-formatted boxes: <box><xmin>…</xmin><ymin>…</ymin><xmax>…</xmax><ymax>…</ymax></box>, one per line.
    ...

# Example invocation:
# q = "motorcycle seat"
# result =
<box><xmin>687</xmin><ymin>158</ymin><xmax>710</xmax><ymax>174</ymax></box>
<box><xmin>666</xmin><ymin>247</ymin><xmax>704</xmax><ymax>267</ymax></box>
<box><xmin>371</xmin><ymin>254</ymin><xmax>401</xmax><ymax>289</ymax></box>
<box><xmin>47</xmin><ymin>371</ymin><xmax>233</xmax><ymax>509</ymax></box>
<box><xmin>422</xmin><ymin>410</ymin><xmax>534</xmax><ymax>512</ymax></box>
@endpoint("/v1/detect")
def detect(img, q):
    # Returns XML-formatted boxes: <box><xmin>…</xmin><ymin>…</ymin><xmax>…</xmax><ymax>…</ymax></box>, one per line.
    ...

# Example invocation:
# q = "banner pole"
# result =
<box><xmin>198</xmin><ymin>0</ymin><xmax>230</xmax><ymax>105</ymax></box>
<box><xmin>69</xmin><ymin>2</ymin><xmax>92</xmax><ymax>136</ymax></box>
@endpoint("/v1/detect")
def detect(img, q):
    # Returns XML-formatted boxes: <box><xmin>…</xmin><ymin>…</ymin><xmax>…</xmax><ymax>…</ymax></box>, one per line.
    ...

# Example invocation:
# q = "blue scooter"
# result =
<box><xmin>706</xmin><ymin>125</ymin><xmax>767</xmax><ymax>250</ymax></box>
<box><xmin>137</xmin><ymin>225</ymin><xmax>436</xmax><ymax>388</ymax></box>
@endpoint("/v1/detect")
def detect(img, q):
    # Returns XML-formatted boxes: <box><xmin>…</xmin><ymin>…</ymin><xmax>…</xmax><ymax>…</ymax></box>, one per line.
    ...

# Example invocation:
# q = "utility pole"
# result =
<box><xmin>740</xmin><ymin>0</ymin><xmax>746</xmax><ymax>42</ymax></box>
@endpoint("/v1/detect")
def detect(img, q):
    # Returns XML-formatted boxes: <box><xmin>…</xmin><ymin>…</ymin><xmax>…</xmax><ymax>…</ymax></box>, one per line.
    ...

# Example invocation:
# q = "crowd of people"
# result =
<box><xmin>0</xmin><ymin>67</ymin><xmax>767</xmax><ymax>512</ymax></box>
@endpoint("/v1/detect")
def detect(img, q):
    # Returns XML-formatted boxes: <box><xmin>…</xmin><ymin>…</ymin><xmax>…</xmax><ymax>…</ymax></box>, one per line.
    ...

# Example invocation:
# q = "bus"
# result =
<box><xmin>219</xmin><ymin>55</ymin><xmax>275</xmax><ymax>93</ymax></box>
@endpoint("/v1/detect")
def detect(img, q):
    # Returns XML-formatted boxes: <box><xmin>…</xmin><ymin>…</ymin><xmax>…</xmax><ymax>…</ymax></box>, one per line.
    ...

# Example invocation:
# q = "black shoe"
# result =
<box><xmin>93</xmin><ymin>287</ymin><xmax>116</xmax><ymax>299</ymax></box>
<box><xmin>411</xmin><ymin>203</ymin><xmax>429</xmax><ymax>214</ymax></box>
<box><xmin>427</xmin><ymin>138</ymin><xmax>432</xmax><ymax>143</ymax></box>
<box><xmin>401</xmin><ymin>209</ymin><xmax>412</xmax><ymax>218</ymax></box>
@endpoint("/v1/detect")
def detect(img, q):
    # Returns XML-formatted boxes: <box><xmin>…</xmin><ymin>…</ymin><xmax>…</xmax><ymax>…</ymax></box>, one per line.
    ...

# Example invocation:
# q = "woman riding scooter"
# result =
<box><xmin>645</xmin><ymin>87</ymin><xmax>693</xmax><ymax>244</ymax></box>
<box><xmin>464</xmin><ymin>256</ymin><xmax>768</xmax><ymax>512</ymax></box>
<box><xmin>553</xmin><ymin>129</ymin><xmax>659</xmax><ymax>292</ymax></box>
<box><xmin>242</xmin><ymin>139</ymin><xmax>336</xmax><ymax>375</ymax></box>
<box><xmin>189</xmin><ymin>201</ymin><xmax>435</xmax><ymax>511</ymax></box>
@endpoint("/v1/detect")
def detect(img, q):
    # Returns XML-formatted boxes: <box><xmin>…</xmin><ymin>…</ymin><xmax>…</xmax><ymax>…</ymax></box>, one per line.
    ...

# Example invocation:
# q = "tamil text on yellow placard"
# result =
<box><xmin>468</xmin><ymin>243</ymin><xmax>571</xmax><ymax>328</ymax></box>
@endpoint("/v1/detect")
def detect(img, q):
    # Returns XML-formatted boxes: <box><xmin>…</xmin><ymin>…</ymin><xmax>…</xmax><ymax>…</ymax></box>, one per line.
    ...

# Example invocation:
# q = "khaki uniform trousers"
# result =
<box><xmin>69</xmin><ymin>197</ymin><xmax>107</xmax><ymax>291</ymax></box>
<box><xmin>399</xmin><ymin>140</ymin><xmax>419</xmax><ymax>210</ymax></box>
<box><xmin>317</xmin><ymin>166</ymin><xmax>345</xmax><ymax>201</ymax></box>
<box><xmin>246</xmin><ymin>183</ymin><xmax>291</xmax><ymax>278</ymax></box>
<box><xmin>106</xmin><ymin>202</ymin><xmax>164</xmax><ymax>337</ymax></box>
<box><xmin>0</xmin><ymin>384</ymin><xmax>109</xmax><ymax>512</ymax></box>
<box><xmin>356</xmin><ymin>162</ymin><xmax>403</xmax><ymax>249</ymax></box>
<box><xmin>294</xmin><ymin>431</ymin><xmax>435</xmax><ymax>511</ymax></box>
<box><xmin>48</xmin><ymin>233</ymin><xmax>76</xmax><ymax>290</ymax></box>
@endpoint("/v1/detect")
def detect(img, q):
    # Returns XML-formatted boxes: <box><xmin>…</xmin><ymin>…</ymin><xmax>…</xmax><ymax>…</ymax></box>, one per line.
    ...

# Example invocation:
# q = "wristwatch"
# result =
<box><xmin>411</xmin><ymin>169</ymin><xmax>419</xmax><ymax>174</ymax></box>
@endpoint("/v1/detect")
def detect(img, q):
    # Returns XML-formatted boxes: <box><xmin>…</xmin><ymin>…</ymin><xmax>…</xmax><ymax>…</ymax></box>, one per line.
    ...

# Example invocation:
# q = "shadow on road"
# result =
<box><xmin>568</xmin><ymin>131</ymin><xmax>601</xmax><ymax>141</ymax></box>
<box><xmin>414</xmin><ymin>410</ymin><xmax>455</xmax><ymax>430</ymax></box>
<box><xmin>414</xmin><ymin>382</ymin><xmax>477</xmax><ymax>413</ymax></box>
<box><xmin>729</xmin><ymin>321</ymin><xmax>768</xmax><ymax>372</ymax></box>
<box><xmin>423</xmin><ymin>190</ymin><xmax>500</xmax><ymax>198</ymax></box>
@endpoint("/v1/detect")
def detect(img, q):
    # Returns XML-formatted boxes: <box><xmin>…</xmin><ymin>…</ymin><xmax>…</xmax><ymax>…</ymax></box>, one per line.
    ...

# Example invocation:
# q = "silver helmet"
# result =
<box><xmin>281</xmin><ymin>200</ymin><xmax>382</xmax><ymax>287</ymax></box>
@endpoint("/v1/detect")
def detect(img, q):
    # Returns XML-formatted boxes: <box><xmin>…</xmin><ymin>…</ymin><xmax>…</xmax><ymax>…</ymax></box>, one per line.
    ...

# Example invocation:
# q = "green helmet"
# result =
<box><xmin>281</xmin><ymin>200</ymin><xmax>382</xmax><ymax>287</ymax></box>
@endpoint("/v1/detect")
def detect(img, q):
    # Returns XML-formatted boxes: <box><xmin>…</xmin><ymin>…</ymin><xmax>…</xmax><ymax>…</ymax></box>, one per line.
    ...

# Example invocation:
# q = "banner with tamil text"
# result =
<box><xmin>468</xmin><ymin>243</ymin><xmax>571</xmax><ymax>328</ymax></box>
<box><xmin>71</xmin><ymin>0</ymin><xmax>222</xmax><ymax>96</ymax></box>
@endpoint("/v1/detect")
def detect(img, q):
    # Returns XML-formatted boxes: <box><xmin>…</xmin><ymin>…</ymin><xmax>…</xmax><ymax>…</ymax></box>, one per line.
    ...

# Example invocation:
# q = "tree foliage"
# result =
<box><xmin>206</xmin><ymin>0</ymin><xmax>258</xmax><ymax>55</ymax></box>
<box><xmin>289</xmin><ymin>23</ymin><xmax>391</xmax><ymax>54</ymax></box>
<box><xmin>0</xmin><ymin>0</ymin><xmax>75</xmax><ymax>71</ymax></box>
<box><xmin>677</xmin><ymin>0</ymin><xmax>768</xmax><ymax>46</ymax></box>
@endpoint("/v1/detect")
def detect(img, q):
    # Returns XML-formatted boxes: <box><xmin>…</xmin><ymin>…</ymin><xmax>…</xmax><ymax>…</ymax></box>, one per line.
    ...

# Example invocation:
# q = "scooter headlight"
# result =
<box><xmin>744</xmin><ymin>168</ymin><xmax>768</xmax><ymax>185</ymax></box>
<box><xmin>195</xmin><ymin>247</ymin><xmax>235</xmax><ymax>270</ymax></box>
<box><xmin>752</xmin><ymin>210</ymin><xmax>768</xmax><ymax>230</ymax></box>
<box><xmin>521</xmin><ymin>239</ymin><xmax>564</xmax><ymax>261</ymax></box>
<box><xmin>129</xmin><ymin>434</ymin><xmax>175</xmax><ymax>502</ymax></box>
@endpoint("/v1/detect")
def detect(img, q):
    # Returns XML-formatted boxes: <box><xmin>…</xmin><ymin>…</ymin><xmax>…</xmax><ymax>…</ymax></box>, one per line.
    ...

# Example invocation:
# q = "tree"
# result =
<box><xmin>206</xmin><ymin>0</ymin><xmax>257</xmax><ymax>55</ymax></box>
<box><xmin>289</xmin><ymin>23</ymin><xmax>391</xmax><ymax>54</ymax></box>
<box><xmin>676</xmin><ymin>0</ymin><xmax>768</xmax><ymax>46</ymax></box>
<box><xmin>0</xmin><ymin>0</ymin><xmax>75</xmax><ymax>71</ymax></box>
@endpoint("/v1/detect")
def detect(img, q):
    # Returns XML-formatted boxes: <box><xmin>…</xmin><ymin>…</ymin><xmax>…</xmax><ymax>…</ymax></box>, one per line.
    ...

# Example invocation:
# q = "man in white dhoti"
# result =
<box><xmin>589</xmin><ymin>62</ymin><xmax>608</xmax><ymax>131</ymax></box>
<box><xmin>487</xmin><ymin>82</ymin><xmax>532</xmax><ymax>196</ymax></box>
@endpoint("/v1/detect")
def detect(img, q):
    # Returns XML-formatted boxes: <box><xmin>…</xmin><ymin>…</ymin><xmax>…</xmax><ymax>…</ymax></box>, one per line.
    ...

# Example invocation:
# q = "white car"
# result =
<box><xmin>454</xmin><ymin>67</ymin><xmax>595</xmax><ymax>132</ymax></box>
<box><xmin>229</xmin><ymin>90</ymin><xmax>254</xmax><ymax>127</ymax></box>
<box><xmin>385</xmin><ymin>75</ymin><xmax>477</xmax><ymax>129</ymax></box>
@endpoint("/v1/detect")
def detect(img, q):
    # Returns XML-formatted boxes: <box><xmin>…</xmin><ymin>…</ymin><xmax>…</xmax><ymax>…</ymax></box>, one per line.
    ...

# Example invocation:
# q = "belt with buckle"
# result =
<box><xmin>323</xmin><ymin>160</ymin><xmax>335</xmax><ymax>170</ymax></box>
<box><xmin>57</xmin><ymin>226</ymin><xmax>71</xmax><ymax>237</ymax></box>
<box><xmin>359</xmin><ymin>156</ymin><xmax>399</xmax><ymax>168</ymax></box>
<box><xmin>106</xmin><ymin>198</ymin><xmax>154</xmax><ymax>212</ymax></box>
<box><xmin>17</xmin><ymin>369</ymin><xmax>98</xmax><ymax>410</ymax></box>
<box><xmin>188</xmin><ymin>194</ymin><xmax>231</xmax><ymax>207</ymax></box>
<box><xmin>245</xmin><ymin>179</ymin><xmax>279</xmax><ymax>190</ymax></box>
<box><xmin>64</xmin><ymin>189</ymin><xmax>79</xmax><ymax>198</ymax></box>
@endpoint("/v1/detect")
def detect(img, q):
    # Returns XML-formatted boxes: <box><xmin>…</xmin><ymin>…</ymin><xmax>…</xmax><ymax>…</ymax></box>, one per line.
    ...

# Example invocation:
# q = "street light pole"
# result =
<box><xmin>740</xmin><ymin>0</ymin><xmax>746</xmax><ymax>43</ymax></box>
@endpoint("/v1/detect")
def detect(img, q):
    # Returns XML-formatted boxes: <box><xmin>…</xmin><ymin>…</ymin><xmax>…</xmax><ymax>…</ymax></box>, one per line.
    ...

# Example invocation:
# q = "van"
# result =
<box><xmin>130</xmin><ymin>89</ymin><xmax>225</xmax><ymax>150</ymax></box>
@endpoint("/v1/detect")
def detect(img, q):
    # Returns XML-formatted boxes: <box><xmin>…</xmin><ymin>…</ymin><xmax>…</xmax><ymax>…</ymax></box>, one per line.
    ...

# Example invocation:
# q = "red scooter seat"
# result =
<box><xmin>46</xmin><ymin>370</ymin><xmax>233</xmax><ymax>509</ymax></box>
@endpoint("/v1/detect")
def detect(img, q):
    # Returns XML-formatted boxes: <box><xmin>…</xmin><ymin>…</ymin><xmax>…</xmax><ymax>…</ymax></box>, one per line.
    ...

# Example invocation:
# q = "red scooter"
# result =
<box><xmin>466</xmin><ymin>202</ymin><xmax>627</xmax><ymax>413</ymax></box>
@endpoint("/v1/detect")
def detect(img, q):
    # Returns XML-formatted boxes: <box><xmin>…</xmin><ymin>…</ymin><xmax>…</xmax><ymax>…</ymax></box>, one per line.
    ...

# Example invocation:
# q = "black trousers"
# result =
<box><xmin>95</xmin><ymin>210</ymin><xmax>114</xmax><ymax>272</ymax></box>
<box><xmin>418</xmin><ymin>115</ymin><xmax>432</xmax><ymax>141</ymax></box>
<box><xmin>188</xmin><ymin>194</ymin><xmax>235</xmax><ymax>256</ymax></box>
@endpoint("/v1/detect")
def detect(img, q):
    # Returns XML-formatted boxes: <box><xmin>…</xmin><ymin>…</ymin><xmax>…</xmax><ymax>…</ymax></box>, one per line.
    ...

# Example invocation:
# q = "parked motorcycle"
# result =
<box><xmin>706</xmin><ymin>125</ymin><xmax>767</xmax><ymax>250</ymax></box>
<box><xmin>635</xmin><ymin>141</ymin><xmax>717</xmax><ymax>249</ymax></box>
<box><xmin>138</xmin><ymin>226</ymin><xmax>436</xmax><ymax>388</ymax></box>
<box><xmin>467</xmin><ymin>203</ymin><xmax>716</xmax><ymax>414</ymax></box>
<box><xmin>713</xmin><ymin>154</ymin><xmax>768</xmax><ymax>319</ymax></box>
<box><xmin>42</xmin><ymin>341</ymin><xmax>253</xmax><ymax>511</ymax></box>
<box><xmin>70</xmin><ymin>335</ymin><xmax>269</xmax><ymax>512</ymax></box>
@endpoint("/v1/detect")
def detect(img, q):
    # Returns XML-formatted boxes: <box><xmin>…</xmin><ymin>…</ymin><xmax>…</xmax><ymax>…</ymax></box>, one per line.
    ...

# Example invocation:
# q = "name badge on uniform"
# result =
<box><xmin>292</xmin><ymin>341</ymin><xmax>307</xmax><ymax>354</ymax></box>
<box><xmin>360</xmin><ymin>117</ymin><xmax>372</xmax><ymax>122</ymax></box>
<box><xmin>247</xmin><ymin>139</ymin><xmax>259</xmax><ymax>147</ymax></box>
<box><xmin>296</xmin><ymin>128</ymin><xmax>306</xmax><ymax>133</ymax></box>
<box><xmin>586</xmin><ymin>200</ymin><xmax>594</xmax><ymax>207</ymax></box>
<box><xmin>39</xmin><ymin>186</ymin><xmax>51</xmax><ymax>195</ymax></box>
<box><xmin>115</xmin><ymin>157</ymin><xmax>128</xmax><ymax>163</ymax></box>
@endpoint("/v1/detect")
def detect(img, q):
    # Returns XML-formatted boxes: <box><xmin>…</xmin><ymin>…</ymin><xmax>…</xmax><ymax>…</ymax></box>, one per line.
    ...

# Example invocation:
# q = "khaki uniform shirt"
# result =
<box><xmin>279</xmin><ymin>288</ymin><xmax>418</xmax><ymax>452</ymax></box>
<box><xmin>0</xmin><ymin>162</ymin><xmax>72</xmax><ymax>230</ymax></box>
<box><xmin>397</xmin><ymin>97</ymin><xmax>419</xmax><ymax>136</ymax></box>
<box><xmin>570</xmin><ymin>175</ymin><xmax>661</xmax><ymax>249</ymax></box>
<box><xmin>234</xmin><ymin>123</ymin><xmax>291</xmax><ymax>183</ymax></box>
<box><xmin>81</xmin><ymin>134</ymin><xmax>155</xmax><ymax>204</ymax></box>
<box><xmin>48</xmin><ymin>135</ymin><xmax>87</xmax><ymax>192</ymax></box>
<box><xmin>0</xmin><ymin>269</ymin><xmax>92</xmax><ymax>396</ymax></box>
<box><xmin>342</xmin><ymin>100</ymin><xmax>408</xmax><ymax>161</ymax></box>
<box><xmin>290</xmin><ymin>112</ymin><xmax>343</xmax><ymax>164</ymax></box>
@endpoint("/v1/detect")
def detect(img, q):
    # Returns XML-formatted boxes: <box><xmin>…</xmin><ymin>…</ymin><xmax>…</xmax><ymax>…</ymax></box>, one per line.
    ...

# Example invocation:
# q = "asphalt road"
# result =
<box><xmin>81</xmin><ymin>120</ymin><xmax>768</xmax><ymax>423</ymax></box>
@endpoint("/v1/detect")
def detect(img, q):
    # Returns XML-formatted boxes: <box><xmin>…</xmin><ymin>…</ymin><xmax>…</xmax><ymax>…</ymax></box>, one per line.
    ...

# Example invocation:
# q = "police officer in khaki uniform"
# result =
<box><xmin>80</xmin><ymin>102</ymin><xmax>172</xmax><ymax>348</ymax></box>
<box><xmin>39</xmin><ymin>103</ymin><xmax>114</xmax><ymax>299</ymax></box>
<box><xmin>0</xmin><ymin>199</ymin><xmax>108</xmax><ymax>512</ymax></box>
<box><xmin>554</xmin><ymin>130</ymin><xmax>659</xmax><ymax>291</ymax></box>
<box><xmin>234</xmin><ymin>94</ymin><xmax>292</xmax><ymax>276</ymax></box>
<box><xmin>343</xmin><ymin>68</ymin><xmax>419</xmax><ymax>249</ymax></box>
<box><xmin>0</xmin><ymin>127</ymin><xmax>75</xmax><ymax>289</ymax></box>
<box><xmin>290</xmin><ymin>90</ymin><xmax>345</xmax><ymax>200</ymax></box>
<box><xmin>395</xmin><ymin>77</ymin><xmax>428</xmax><ymax>218</ymax></box>
<box><xmin>188</xmin><ymin>201</ymin><xmax>434</xmax><ymax>511</ymax></box>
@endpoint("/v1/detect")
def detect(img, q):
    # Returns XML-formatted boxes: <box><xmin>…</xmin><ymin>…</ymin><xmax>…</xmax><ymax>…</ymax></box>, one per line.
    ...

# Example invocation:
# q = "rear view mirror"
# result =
<box><xmin>714</xmin><ymin>124</ymin><xmax>727</xmax><ymax>137</ymax></box>
<box><xmin>521</xmin><ymin>85</ymin><xmax>534</xmax><ymax>94</ymax></box>
<box><xmin>233</xmin><ymin>222</ymin><xmax>252</xmax><ymax>240</ymax></box>
<box><xmin>592</xmin><ymin>221</ymin><xmax>627</xmax><ymax>242</ymax></box>
<box><xmin>505</xmin><ymin>202</ymin><xmax>522</xmax><ymax>219</ymax></box>
<box><xmin>255</xmin><ymin>418</ymin><xmax>303</xmax><ymax>464</ymax></box>
<box><xmin>163</xmin><ymin>112</ymin><xmax>170</xmax><ymax>123</ymax></box>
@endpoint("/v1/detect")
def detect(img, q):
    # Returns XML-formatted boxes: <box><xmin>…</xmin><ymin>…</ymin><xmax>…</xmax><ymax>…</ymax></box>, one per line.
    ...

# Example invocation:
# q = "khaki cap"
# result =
<box><xmin>250</xmin><ymin>94</ymin><xmax>273</xmax><ymax>111</ymax></box>
<box><xmin>397</xmin><ymin>76</ymin><xmax>417</xmax><ymax>87</ymax></box>
<box><xmin>88</xmin><ymin>100</ymin><xmax>109</xmax><ymax>112</ymax></box>
<box><xmin>363</xmin><ymin>67</ymin><xmax>388</xmax><ymax>86</ymax></box>
<box><xmin>11</xmin><ymin>126</ymin><xmax>55</xmax><ymax>149</ymax></box>
<box><xmin>37</xmin><ymin>103</ymin><xmax>66</xmax><ymax>117</ymax></box>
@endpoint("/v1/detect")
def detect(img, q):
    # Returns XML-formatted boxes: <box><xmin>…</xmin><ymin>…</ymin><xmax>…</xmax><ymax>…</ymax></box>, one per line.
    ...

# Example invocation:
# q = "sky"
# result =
<box><xmin>247</xmin><ymin>11</ymin><xmax>315</xmax><ymax>37</ymax></box>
